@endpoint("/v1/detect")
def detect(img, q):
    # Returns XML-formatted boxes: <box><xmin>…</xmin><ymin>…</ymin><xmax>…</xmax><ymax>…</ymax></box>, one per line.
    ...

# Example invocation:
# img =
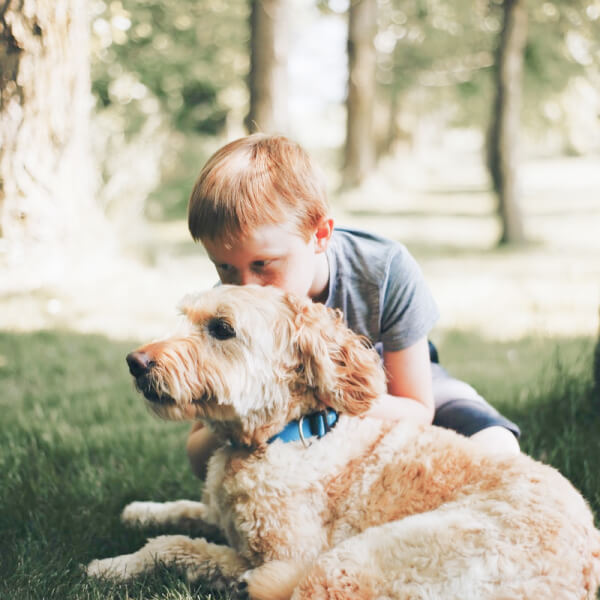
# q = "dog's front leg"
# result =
<box><xmin>87</xmin><ymin>535</ymin><xmax>249</xmax><ymax>590</ymax></box>
<box><xmin>121</xmin><ymin>500</ymin><xmax>225</xmax><ymax>541</ymax></box>
<box><xmin>122</xmin><ymin>499</ymin><xmax>208</xmax><ymax>528</ymax></box>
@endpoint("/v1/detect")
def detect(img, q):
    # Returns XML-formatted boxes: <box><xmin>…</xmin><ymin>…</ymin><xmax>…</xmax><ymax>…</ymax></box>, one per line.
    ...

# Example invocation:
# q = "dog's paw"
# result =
<box><xmin>227</xmin><ymin>577</ymin><xmax>250</xmax><ymax>600</ymax></box>
<box><xmin>121</xmin><ymin>501</ymin><xmax>165</xmax><ymax>527</ymax></box>
<box><xmin>186</xmin><ymin>568</ymin><xmax>249</xmax><ymax>599</ymax></box>
<box><xmin>86</xmin><ymin>555</ymin><xmax>137</xmax><ymax>581</ymax></box>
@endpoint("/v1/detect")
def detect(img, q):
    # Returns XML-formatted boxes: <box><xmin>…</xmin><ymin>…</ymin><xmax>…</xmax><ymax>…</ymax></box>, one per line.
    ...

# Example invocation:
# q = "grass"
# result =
<box><xmin>0</xmin><ymin>331</ymin><xmax>209</xmax><ymax>599</ymax></box>
<box><xmin>0</xmin><ymin>329</ymin><xmax>598</xmax><ymax>599</ymax></box>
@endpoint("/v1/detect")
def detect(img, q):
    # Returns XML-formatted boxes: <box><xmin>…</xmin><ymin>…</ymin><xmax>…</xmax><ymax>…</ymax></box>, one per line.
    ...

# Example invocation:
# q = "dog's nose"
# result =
<box><xmin>126</xmin><ymin>351</ymin><xmax>153</xmax><ymax>377</ymax></box>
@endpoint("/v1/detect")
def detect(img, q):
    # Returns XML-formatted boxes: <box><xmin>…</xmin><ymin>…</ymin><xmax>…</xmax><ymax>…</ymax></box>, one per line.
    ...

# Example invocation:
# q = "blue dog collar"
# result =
<box><xmin>268</xmin><ymin>408</ymin><xmax>338</xmax><ymax>447</ymax></box>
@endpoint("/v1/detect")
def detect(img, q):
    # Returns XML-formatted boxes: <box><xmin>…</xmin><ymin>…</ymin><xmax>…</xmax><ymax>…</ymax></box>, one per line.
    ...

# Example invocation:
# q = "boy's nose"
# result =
<box><xmin>238</xmin><ymin>271</ymin><xmax>261</xmax><ymax>286</ymax></box>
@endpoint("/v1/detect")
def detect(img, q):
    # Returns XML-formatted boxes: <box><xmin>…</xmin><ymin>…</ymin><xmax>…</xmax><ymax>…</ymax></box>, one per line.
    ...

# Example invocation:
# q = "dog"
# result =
<box><xmin>87</xmin><ymin>284</ymin><xmax>600</xmax><ymax>599</ymax></box>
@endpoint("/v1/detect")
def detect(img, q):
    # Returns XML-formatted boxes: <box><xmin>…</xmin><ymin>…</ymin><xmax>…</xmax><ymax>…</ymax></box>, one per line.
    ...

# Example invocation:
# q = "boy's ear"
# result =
<box><xmin>313</xmin><ymin>218</ymin><xmax>334</xmax><ymax>253</ymax></box>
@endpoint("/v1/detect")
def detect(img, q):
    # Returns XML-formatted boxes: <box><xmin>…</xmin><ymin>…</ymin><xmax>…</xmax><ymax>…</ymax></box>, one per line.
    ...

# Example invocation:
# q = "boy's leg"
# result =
<box><xmin>186</xmin><ymin>422</ymin><xmax>221</xmax><ymax>479</ymax></box>
<box><xmin>431</xmin><ymin>364</ymin><xmax>520</xmax><ymax>456</ymax></box>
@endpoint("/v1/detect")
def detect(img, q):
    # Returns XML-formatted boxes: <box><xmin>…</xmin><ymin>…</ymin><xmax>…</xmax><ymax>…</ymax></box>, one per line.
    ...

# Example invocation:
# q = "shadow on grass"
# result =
<box><xmin>0</xmin><ymin>329</ymin><xmax>598</xmax><ymax>598</ymax></box>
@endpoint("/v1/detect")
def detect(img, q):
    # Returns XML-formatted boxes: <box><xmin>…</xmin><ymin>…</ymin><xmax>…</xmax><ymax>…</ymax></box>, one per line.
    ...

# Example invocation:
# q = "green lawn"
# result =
<box><xmin>0</xmin><ymin>329</ymin><xmax>598</xmax><ymax>599</ymax></box>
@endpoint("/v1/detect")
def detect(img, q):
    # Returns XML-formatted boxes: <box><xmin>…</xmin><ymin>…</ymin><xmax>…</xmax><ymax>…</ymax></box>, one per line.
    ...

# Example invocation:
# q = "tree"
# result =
<box><xmin>343</xmin><ymin>0</ymin><xmax>377</xmax><ymax>188</ymax></box>
<box><xmin>375</xmin><ymin>0</ymin><xmax>600</xmax><ymax>166</ymax></box>
<box><xmin>245</xmin><ymin>0</ymin><xmax>289</xmax><ymax>134</ymax></box>
<box><xmin>486</xmin><ymin>0</ymin><xmax>528</xmax><ymax>245</ymax></box>
<box><xmin>0</xmin><ymin>0</ymin><xmax>105</xmax><ymax>277</ymax></box>
<box><xmin>594</xmin><ymin>309</ymin><xmax>600</xmax><ymax>406</ymax></box>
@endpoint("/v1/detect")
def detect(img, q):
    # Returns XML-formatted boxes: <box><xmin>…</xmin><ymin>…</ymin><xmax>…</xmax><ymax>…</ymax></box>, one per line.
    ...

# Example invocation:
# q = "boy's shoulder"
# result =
<box><xmin>332</xmin><ymin>226</ymin><xmax>402</xmax><ymax>252</ymax></box>
<box><xmin>330</xmin><ymin>226</ymin><xmax>410</xmax><ymax>280</ymax></box>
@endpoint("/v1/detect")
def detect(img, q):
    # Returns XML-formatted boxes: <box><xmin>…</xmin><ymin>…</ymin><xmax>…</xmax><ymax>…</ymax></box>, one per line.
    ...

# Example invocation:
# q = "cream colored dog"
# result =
<box><xmin>88</xmin><ymin>285</ymin><xmax>600</xmax><ymax>599</ymax></box>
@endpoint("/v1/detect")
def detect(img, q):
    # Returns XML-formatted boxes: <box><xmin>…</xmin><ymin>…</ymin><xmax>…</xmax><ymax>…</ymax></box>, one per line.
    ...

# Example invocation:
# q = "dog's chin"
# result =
<box><xmin>132</xmin><ymin>377</ymin><xmax>175</xmax><ymax>406</ymax></box>
<box><xmin>141</xmin><ymin>388</ymin><xmax>214</xmax><ymax>422</ymax></box>
<box><xmin>145</xmin><ymin>400</ymin><xmax>190</xmax><ymax>421</ymax></box>
<box><xmin>144</xmin><ymin>389</ymin><xmax>177</xmax><ymax>406</ymax></box>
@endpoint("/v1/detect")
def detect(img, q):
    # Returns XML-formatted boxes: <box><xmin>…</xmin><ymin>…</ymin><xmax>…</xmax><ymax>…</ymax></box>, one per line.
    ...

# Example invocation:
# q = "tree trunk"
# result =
<box><xmin>486</xmin><ymin>0</ymin><xmax>528</xmax><ymax>245</ymax></box>
<box><xmin>245</xmin><ymin>0</ymin><xmax>289</xmax><ymax>135</ymax></box>
<box><xmin>343</xmin><ymin>0</ymin><xmax>377</xmax><ymax>188</ymax></box>
<box><xmin>594</xmin><ymin>307</ymin><xmax>600</xmax><ymax>406</ymax></box>
<box><xmin>0</xmin><ymin>0</ymin><xmax>102</xmax><ymax>283</ymax></box>
<box><xmin>375</xmin><ymin>85</ymin><xmax>400</xmax><ymax>159</ymax></box>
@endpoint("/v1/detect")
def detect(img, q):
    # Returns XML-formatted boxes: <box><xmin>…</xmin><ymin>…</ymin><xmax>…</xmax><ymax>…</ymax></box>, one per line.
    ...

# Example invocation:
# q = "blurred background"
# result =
<box><xmin>2</xmin><ymin>4</ymin><xmax>600</xmax><ymax>597</ymax></box>
<box><xmin>1</xmin><ymin>0</ymin><xmax>599</xmax><ymax>342</ymax></box>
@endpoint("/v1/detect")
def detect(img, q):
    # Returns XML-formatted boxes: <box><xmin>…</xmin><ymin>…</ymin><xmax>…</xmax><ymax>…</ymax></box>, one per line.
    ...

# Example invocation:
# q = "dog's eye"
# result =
<box><xmin>207</xmin><ymin>318</ymin><xmax>236</xmax><ymax>340</ymax></box>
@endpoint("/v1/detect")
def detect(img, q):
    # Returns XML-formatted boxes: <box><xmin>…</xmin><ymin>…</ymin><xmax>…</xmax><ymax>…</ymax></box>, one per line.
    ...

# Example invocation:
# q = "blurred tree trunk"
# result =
<box><xmin>486</xmin><ymin>0</ymin><xmax>528</xmax><ymax>245</ymax></box>
<box><xmin>0</xmin><ymin>0</ymin><xmax>102</xmax><ymax>281</ymax></box>
<box><xmin>594</xmin><ymin>309</ymin><xmax>600</xmax><ymax>406</ymax></box>
<box><xmin>595</xmin><ymin>339</ymin><xmax>600</xmax><ymax>402</ymax></box>
<box><xmin>343</xmin><ymin>0</ymin><xmax>377</xmax><ymax>188</ymax></box>
<box><xmin>245</xmin><ymin>0</ymin><xmax>289</xmax><ymax>135</ymax></box>
<box><xmin>376</xmin><ymin>85</ymin><xmax>400</xmax><ymax>159</ymax></box>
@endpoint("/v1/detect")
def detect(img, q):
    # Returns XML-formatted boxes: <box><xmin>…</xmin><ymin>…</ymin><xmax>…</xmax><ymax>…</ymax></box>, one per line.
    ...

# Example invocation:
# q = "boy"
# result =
<box><xmin>186</xmin><ymin>134</ymin><xmax>520</xmax><ymax>478</ymax></box>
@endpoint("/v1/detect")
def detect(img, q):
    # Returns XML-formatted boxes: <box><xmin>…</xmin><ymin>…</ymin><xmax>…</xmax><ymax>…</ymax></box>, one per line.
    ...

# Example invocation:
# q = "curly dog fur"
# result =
<box><xmin>87</xmin><ymin>284</ymin><xmax>600</xmax><ymax>599</ymax></box>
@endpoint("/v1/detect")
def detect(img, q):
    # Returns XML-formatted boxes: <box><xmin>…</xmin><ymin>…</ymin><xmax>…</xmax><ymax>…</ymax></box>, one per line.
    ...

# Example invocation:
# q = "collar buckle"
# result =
<box><xmin>297</xmin><ymin>415</ymin><xmax>312</xmax><ymax>448</ymax></box>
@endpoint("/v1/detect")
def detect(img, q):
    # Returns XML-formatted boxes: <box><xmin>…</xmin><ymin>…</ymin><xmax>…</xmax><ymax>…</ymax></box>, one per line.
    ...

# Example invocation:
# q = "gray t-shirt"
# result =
<box><xmin>324</xmin><ymin>227</ymin><xmax>439</xmax><ymax>353</ymax></box>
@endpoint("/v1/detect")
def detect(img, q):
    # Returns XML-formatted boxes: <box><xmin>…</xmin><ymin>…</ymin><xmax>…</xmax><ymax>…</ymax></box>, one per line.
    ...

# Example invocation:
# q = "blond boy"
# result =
<box><xmin>186</xmin><ymin>134</ymin><xmax>520</xmax><ymax>478</ymax></box>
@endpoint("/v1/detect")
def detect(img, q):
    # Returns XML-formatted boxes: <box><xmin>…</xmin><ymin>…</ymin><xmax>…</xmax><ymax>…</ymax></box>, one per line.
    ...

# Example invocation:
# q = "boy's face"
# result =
<box><xmin>202</xmin><ymin>221</ymin><xmax>332</xmax><ymax>300</ymax></box>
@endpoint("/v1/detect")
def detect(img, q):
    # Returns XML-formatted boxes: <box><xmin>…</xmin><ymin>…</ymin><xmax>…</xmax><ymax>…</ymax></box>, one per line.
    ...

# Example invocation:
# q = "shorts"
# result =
<box><xmin>431</xmin><ymin>363</ymin><xmax>521</xmax><ymax>439</ymax></box>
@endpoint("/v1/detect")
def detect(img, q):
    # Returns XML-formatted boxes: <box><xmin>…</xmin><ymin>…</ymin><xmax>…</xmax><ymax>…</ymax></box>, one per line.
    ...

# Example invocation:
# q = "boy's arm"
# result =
<box><xmin>187</xmin><ymin>423</ymin><xmax>222</xmax><ymax>480</ymax></box>
<box><xmin>366</xmin><ymin>336</ymin><xmax>434</xmax><ymax>425</ymax></box>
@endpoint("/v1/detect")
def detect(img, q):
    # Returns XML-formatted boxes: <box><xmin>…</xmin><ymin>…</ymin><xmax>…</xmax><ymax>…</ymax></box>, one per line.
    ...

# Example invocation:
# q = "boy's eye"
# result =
<box><xmin>217</xmin><ymin>264</ymin><xmax>232</xmax><ymax>272</ymax></box>
<box><xmin>252</xmin><ymin>260</ymin><xmax>272</xmax><ymax>270</ymax></box>
<box><xmin>207</xmin><ymin>318</ymin><xmax>236</xmax><ymax>340</ymax></box>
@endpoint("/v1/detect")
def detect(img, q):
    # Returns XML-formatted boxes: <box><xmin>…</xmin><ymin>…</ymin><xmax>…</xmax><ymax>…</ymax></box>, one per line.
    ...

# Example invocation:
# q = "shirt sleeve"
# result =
<box><xmin>379</xmin><ymin>246</ymin><xmax>440</xmax><ymax>352</ymax></box>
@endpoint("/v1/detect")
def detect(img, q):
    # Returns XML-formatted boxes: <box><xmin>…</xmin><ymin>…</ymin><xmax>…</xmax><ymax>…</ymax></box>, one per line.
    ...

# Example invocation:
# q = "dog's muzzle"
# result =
<box><xmin>126</xmin><ymin>351</ymin><xmax>174</xmax><ymax>405</ymax></box>
<box><xmin>126</xmin><ymin>351</ymin><xmax>154</xmax><ymax>377</ymax></box>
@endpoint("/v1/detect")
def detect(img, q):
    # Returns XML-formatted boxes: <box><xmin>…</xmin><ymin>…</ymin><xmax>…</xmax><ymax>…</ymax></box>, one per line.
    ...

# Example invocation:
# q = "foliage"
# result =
<box><xmin>91</xmin><ymin>0</ymin><xmax>250</xmax><ymax>138</ymax></box>
<box><xmin>523</xmin><ymin>0</ymin><xmax>600</xmax><ymax>147</ymax></box>
<box><xmin>0</xmin><ymin>329</ymin><xmax>599</xmax><ymax>598</ymax></box>
<box><xmin>89</xmin><ymin>0</ymin><xmax>250</xmax><ymax>222</ymax></box>
<box><xmin>91</xmin><ymin>0</ymin><xmax>600</xmax><ymax>146</ymax></box>
<box><xmin>145</xmin><ymin>134</ymin><xmax>217</xmax><ymax>221</ymax></box>
<box><xmin>87</xmin><ymin>0</ymin><xmax>600</xmax><ymax>221</ymax></box>
<box><xmin>372</xmin><ymin>0</ymin><xmax>600</xmax><ymax>137</ymax></box>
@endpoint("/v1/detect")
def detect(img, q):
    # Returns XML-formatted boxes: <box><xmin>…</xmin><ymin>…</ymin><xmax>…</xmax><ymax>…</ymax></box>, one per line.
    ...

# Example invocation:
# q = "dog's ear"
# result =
<box><xmin>284</xmin><ymin>294</ymin><xmax>387</xmax><ymax>416</ymax></box>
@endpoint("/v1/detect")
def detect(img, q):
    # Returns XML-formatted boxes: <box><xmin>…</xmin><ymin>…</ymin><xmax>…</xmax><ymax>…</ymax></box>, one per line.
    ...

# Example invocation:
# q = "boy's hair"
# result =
<box><xmin>188</xmin><ymin>134</ymin><xmax>329</xmax><ymax>244</ymax></box>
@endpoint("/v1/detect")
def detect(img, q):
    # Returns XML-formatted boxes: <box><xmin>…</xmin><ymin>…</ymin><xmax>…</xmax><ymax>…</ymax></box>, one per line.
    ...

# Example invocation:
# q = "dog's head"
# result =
<box><xmin>126</xmin><ymin>285</ymin><xmax>386</xmax><ymax>447</ymax></box>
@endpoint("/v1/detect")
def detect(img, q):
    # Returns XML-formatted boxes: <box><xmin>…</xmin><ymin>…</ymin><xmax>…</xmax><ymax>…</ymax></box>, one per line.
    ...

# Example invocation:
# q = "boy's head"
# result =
<box><xmin>188</xmin><ymin>134</ymin><xmax>333</xmax><ymax>300</ymax></box>
<box><xmin>188</xmin><ymin>133</ymin><xmax>329</xmax><ymax>245</ymax></box>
